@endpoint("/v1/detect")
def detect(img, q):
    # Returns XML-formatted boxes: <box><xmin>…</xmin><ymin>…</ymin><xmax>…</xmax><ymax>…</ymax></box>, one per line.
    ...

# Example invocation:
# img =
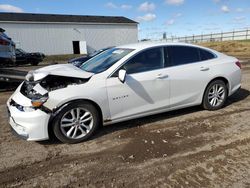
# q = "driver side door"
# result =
<box><xmin>106</xmin><ymin>47</ymin><xmax>170</xmax><ymax>121</ymax></box>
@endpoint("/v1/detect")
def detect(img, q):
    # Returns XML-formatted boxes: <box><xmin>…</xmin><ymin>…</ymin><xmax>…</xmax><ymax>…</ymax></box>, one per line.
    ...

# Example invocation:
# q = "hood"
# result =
<box><xmin>26</xmin><ymin>64</ymin><xmax>94</xmax><ymax>81</ymax></box>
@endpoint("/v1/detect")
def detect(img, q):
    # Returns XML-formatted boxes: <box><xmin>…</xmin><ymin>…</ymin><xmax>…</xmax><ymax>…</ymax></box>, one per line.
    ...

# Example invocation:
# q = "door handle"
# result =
<box><xmin>156</xmin><ymin>74</ymin><xmax>169</xmax><ymax>79</ymax></box>
<box><xmin>200</xmin><ymin>67</ymin><xmax>210</xmax><ymax>71</ymax></box>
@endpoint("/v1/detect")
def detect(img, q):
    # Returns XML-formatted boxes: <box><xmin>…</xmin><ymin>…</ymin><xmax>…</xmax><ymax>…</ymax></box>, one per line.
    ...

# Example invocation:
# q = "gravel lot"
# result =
<box><xmin>0</xmin><ymin>62</ymin><xmax>250</xmax><ymax>187</ymax></box>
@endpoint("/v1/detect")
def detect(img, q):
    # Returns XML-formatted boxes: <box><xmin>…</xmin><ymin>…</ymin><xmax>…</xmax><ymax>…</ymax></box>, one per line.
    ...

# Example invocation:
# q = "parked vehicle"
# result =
<box><xmin>15</xmin><ymin>48</ymin><xmax>45</xmax><ymax>66</ymax></box>
<box><xmin>7</xmin><ymin>42</ymin><xmax>242</xmax><ymax>143</ymax></box>
<box><xmin>68</xmin><ymin>47</ymin><xmax>114</xmax><ymax>67</ymax></box>
<box><xmin>0</xmin><ymin>28</ymin><xmax>16</xmax><ymax>65</ymax></box>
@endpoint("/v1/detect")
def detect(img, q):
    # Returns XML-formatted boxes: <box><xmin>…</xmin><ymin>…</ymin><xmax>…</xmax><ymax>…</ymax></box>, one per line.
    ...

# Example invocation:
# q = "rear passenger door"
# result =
<box><xmin>165</xmin><ymin>46</ymin><xmax>216</xmax><ymax>108</ymax></box>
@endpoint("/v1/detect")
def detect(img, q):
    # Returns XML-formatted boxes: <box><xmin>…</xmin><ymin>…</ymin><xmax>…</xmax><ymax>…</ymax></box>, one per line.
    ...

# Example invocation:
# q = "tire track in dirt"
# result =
<box><xmin>3</xmin><ymin>107</ymin><xmax>250</xmax><ymax>187</ymax></box>
<box><xmin>1</xmin><ymin>105</ymin><xmax>250</xmax><ymax>185</ymax></box>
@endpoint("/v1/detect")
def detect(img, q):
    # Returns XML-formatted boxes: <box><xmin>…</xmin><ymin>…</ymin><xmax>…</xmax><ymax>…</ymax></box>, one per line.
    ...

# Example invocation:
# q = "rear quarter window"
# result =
<box><xmin>199</xmin><ymin>49</ymin><xmax>216</xmax><ymax>61</ymax></box>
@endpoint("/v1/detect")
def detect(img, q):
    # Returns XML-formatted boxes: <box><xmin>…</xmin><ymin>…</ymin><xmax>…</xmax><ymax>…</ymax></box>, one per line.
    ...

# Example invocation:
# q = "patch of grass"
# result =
<box><xmin>44</xmin><ymin>54</ymin><xmax>86</xmax><ymax>63</ymax></box>
<box><xmin>238</xmin><ymin>39</ymin><xmax>250</xmax><ymax>43</ymax></box>
<box><xmin>198</xmin><ymin>41</ymin><xmax>250</xmax><ymax>60</ymax></box>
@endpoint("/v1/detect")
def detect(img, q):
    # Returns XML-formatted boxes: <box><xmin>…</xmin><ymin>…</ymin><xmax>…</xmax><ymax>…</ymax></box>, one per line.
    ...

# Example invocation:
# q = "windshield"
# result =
<box><xmin>89</xmin><ymin>49</ymin><xmax>103</xmax><ymax>57</ymax></box>
<box><xmin>80</xmin><ymin>48</ymin><xmax>133</xmax><ymax>73</ymax></box>
<box><xmin>89</xmin><ymin>47</ymin><xmax>113</xmax><ymax>57</ymax></box>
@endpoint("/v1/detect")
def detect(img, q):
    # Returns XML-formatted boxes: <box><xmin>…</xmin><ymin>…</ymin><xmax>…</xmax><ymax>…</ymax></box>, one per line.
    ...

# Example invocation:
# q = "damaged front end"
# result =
<box><xmin>7</xmin><ymin>64</ymin><xmax>93</xmax><ymax>141</ymax></box>
<box><xmin>20</xmin><ymin>71</ymin><xmax>90</xmax><ymax>109</ymax></box>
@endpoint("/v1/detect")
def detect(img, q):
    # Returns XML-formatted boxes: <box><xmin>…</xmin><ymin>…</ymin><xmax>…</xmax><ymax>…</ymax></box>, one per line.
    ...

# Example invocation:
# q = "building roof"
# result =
<box><xmin>0</xmin><ymin>12</ymin><xmax>138</xmax><ymax>24</ymax></box>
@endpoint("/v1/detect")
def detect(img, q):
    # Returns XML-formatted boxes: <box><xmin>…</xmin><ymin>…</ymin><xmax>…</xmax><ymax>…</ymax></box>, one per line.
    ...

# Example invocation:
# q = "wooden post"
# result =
<box><xmin>246</xmin><ymin>29</ymin><xmax>249</xmax><ymax>40</ymax></box>
<box><xmin>232</xmin><ymin>30</ymin><xmax>235</xmax><ymax>41</ymax></box>
<box><xmin>221</xmin><ymin>31</ymin><xmax>223</xmax><ymax>42</ymax></box>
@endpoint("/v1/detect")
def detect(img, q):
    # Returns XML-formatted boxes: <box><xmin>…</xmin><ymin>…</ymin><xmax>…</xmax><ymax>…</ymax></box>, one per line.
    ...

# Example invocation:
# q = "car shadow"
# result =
<box><xmin>38</xmin><ymin>88</ymin><xmax>250</xmax><ymax>145</ymax></box>
<box><xmin>224</xmin><ymin>88</ymin><xmax>250</xmax><ymax>107</ymax></box>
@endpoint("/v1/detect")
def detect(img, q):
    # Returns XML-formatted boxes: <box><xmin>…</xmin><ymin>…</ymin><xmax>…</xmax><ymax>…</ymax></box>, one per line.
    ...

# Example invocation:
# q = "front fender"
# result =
<box><xmin>43</xmin><ymin>81</ymin><xmax>110</xmax><ymax>121</ymax></box>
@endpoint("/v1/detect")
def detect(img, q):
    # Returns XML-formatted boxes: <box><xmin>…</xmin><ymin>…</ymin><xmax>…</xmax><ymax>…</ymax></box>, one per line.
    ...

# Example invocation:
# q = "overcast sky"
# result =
<box><xmin>0</xmin><ymin>0</ymin><xmax>249</xmax><ymax>39</ymax></box>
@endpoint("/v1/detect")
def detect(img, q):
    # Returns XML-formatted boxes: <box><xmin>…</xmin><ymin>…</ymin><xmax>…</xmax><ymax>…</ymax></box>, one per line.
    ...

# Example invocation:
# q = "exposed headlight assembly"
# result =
<box><xmin>31</xmin><ymin>96</ymin><xmax>48</xmax><ymax>108</ymax></box>
<box><xmin>21</xmin><ymin>75</ymin><xmax>89</xmax><ymax>109</ymax></box>
<box><xmin>10</xmin><ymin>99</ymin><xmax>36</xmax><ymax>112</ymax></box>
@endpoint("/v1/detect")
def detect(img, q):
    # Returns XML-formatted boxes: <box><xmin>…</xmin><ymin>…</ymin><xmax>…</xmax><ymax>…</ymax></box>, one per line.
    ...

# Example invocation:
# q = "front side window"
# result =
<box><xmin>122</xmin><ymin>47</ymin><xmax>164</xmax><ymax>74</ymax></box>
<box><xmin>167</xmin><ymin>46</ymin><xmax>200</xmax><ymax>66</ymax></box>
<box><xmin>80</xmin><ymin>48</ymin><xmax>133</xmax><ymax>73</ymax></box>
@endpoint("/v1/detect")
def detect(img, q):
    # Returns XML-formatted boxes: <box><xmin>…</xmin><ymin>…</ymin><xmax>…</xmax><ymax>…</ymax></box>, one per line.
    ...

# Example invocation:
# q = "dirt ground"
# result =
<box><xmin>0</xmin><ymin>62</ymin><xmax>250</xmax><ymax>188</ymax></box>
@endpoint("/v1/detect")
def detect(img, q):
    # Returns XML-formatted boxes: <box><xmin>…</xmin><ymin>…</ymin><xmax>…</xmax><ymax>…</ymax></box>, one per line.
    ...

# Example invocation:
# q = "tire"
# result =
<box><xmin>31</xmin><ymin>61</ymin><xmax>39</xmax><ymax>66</ymax></box>
<box><xmin>12</xmin><ymin>61</ymin><xmax>16</xmax><ymax>67</ymax></box>
<box><xmin>52</xmin><ymin>101</ymin><xmax>100</xmax><ymax>144</ymax></box>
<box><xmin>202</xmin><ymin>80</ymin><xmax>228</xmax><ymax>111</ymax></box>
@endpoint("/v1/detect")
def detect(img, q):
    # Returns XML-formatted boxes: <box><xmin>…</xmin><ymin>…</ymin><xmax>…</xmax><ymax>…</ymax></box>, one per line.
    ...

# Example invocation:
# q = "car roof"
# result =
<box><xmin>118</xmin><ymin>41</ymin><xmax>211</xmax><ymax>51</ymax></box>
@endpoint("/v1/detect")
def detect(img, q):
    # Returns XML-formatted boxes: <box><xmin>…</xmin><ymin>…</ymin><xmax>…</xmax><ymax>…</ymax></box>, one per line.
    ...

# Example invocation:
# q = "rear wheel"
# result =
<box><xmin>202</xmin><ymin>80</ymin><xmax>228</xmax><ymax>110</ymax></box>
<box><xmin>53</xmin><ymin>102</ymin><xmax>100</xmax><ymax>144</ymax></box>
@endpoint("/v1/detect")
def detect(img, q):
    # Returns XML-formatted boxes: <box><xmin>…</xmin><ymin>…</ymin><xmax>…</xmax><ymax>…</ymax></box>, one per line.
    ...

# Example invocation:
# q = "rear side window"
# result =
<box><xmin>122</xmin><ymin>47</ymin><xmax>164</xmax><ymax>74</ymax></box>
<box><xmin>167</xmin><ymin>46</ymin><xmax>200</xmax><ymax>66</ymax></box>
<box><xmin>199</xmin><ymin>49</ymin><xmax>216</xmax><ymax>61</ymax></box>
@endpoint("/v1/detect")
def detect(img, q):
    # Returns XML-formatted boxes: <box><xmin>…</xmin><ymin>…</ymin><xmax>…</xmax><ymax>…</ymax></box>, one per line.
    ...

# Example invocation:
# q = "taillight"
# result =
<box><xmin>0</xmin><ymin>38</ymin><xmax>10</xmax><ymax>46</ymax></box>
<box><xmin>235</xmin><ymin>61</ymin><xmax>242</xmax><ymax>69</ymax></box>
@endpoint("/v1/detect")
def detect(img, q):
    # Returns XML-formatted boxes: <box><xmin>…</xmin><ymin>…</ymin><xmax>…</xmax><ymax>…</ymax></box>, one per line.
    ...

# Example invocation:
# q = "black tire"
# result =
<box><xmin>31</xmin><ymin>61</ymin><xmax>39</xmax><ymax>66</ymax></box>
<box><xmin>52</xmin><ymin>101</ymin><xmax>100</xmax><ymax>144</ymax></box>
<box><xmin>202</xmin><ymin>80</ymin><xmax>228</xmax><ymax>111</ymax></box>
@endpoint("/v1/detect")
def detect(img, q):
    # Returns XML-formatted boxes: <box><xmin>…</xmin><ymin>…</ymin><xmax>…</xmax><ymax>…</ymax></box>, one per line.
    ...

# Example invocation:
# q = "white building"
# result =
<box><xmin>0</xmin><ymin>13</ymin><xmax>138</xmax><ymax>55</ymax></box>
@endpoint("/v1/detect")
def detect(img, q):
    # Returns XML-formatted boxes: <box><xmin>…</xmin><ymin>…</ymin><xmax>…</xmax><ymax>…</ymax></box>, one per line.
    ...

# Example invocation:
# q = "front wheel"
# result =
<box><xmin>52</xmin><ymin>102</ymin><xmax>100</xmax><ymax>144</ymax></box>
<box><xmin>202</xmin><ymin>80</ymin><xmax>228</xmax><ymax>110</ymax></box>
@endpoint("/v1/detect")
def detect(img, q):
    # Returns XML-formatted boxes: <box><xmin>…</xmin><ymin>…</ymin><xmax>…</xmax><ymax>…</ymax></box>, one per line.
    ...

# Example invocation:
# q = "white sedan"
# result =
<box><xmin>7</xmin><ymin>42</ymin><xmax>242</xmax><ymax>143</ymax></box>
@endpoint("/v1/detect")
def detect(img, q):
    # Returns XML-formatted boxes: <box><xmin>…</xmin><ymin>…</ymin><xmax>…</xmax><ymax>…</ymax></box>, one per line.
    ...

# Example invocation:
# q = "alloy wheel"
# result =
<box><xmin>60</xmin><ymin>108</ymin><xmax>93</xmax><ymax>139</ymax></box>
<box><xmin>208</xmin><ymin>84</ymin><xmax>226</xmax><ymax>107</ymax></box>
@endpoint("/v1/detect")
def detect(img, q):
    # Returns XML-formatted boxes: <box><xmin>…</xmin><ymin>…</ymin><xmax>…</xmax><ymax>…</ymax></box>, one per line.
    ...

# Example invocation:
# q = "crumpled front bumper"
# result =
<box><xmin>7</xmin><ymin>85</ymin><xmax>51</xmax><ymax>141</ymax></box>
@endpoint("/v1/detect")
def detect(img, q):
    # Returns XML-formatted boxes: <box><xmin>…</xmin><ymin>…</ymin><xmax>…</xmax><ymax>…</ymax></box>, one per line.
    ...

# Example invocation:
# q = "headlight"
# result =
<box><xmin>31</xmin><ymin>97</ymin><xmax>48</xmax><ymax>108</ymax></box>
<box><xmin>23</xmin><ymin>106</ymin><xmax>36</xmax><ymax>112</ymax></box>
<box><xmin>10</xmin><ymin>99</ymin><xmax>36</xmax><ymax>112</ymax></box>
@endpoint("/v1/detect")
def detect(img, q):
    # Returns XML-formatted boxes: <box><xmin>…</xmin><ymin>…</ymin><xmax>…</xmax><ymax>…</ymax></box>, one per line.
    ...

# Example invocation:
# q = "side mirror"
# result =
<box><xmin>118</xmin><ymin>69</ymin><xmax>126</xmax><ymax>83</ymax></box>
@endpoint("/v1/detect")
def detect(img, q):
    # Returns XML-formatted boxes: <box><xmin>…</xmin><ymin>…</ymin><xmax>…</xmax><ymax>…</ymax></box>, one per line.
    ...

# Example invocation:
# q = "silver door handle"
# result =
<box><xmin>200</xmin><ymin>67</ymin><xmax>210</xmax><ymax>71</ymax></box>
<box><xmin>157</xmin><ymin>74</ymin><xmax>169</xmax><ymax>79</ymax></box>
